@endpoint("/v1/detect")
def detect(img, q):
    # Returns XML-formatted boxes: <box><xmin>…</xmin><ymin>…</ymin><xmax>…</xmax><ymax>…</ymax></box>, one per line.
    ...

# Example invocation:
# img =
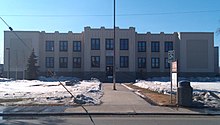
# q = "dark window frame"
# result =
<box><xmin>46</xmin><ymin>41</ymin><xmax>54</xmax><ymax>52</ymax></box>
<box><xmin>164</xmin><ymin>58</ymin><xmax>170</xmax><ymax>69</ymax></box>
<box><xmin>73</xmin><ymin>41</ymin><xmax>81</xmax><ymax>52</ymax></box>
<box><xmin>151</xmin><ymin>41</ymin><xmax>160</xmax><ymax>52</ymax></box>
<box><xmin>138</xmin><ymin>57</ymin><xmax>146</xmax><ymax>68</ymax></box>
<box><xmin>59</xmin><ymin>57</ymin><xmax>68</xmax><ymax>68</ymax></box>
<box><xmin>120</xmin><ymin>56</ymin><xmax>129</xmax><ymax>68</ymax></box>
<box><xmin>91</xmin><ymin>38</ymin><xmax>100</xmax><ymax>50</ymax></box>
<box><xmin>59</xmin><ymin>41</ymin><xmax>68</xmax><ymax>52</ymax></box>
<box><xmin>151</xmin><ymin>57</ymin><xmax>160</xmax><ymax>68</ymax></box>
<box><xmin>45</xmin><ymin>57</ymin><xmax>54</xmax><ymax>68</ymax></box>
<box><xmin>73</xmin><ymin>57</ymin><xmax>81</xmax><ymax>68</ymax></box>
<box><xmin>105</xmin><ymin>39</ymin><xmax>114</xmax><ymax>50</ymax></box>
<box><xmin>138</xmin><ymin>41</ymin><xmax>146</xmax><ymax>52</ymax></box>
<box><xmin>164</xmin><ymin>41</ymin><xmax>173</xmax><ymax>52</ymax></box>
<box><xmin>120</xmin><ymin>39</ymin><xmax>129</xmax><ymax>50</ymax></box>
<box><xmin>91</xmin><ymin>56</ymin><xmax>100</xmax><ymax>68</ymax></box>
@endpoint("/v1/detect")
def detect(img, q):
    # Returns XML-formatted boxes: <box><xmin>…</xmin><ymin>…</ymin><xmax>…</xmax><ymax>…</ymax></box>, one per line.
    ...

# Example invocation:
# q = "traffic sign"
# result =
<box><xmin>168</xmin><ymin>50</ymin><xmax>175</xmax><ymax>63</ymax></box>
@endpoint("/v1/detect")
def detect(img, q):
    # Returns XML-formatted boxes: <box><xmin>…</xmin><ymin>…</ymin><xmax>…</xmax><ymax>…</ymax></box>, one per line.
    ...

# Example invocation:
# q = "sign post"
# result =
<box><xmin>168</xmin><ymin>50</ymin><xmax>177</xmax><ymax>104</ymax></box>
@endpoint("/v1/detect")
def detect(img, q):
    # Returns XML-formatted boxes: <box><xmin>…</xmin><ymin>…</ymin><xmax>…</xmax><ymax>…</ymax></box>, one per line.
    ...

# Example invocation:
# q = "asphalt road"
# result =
<box><xmin>0</xmin><ymin>115</ymin><xmax>220</xmax><ymax>125</ymax></box>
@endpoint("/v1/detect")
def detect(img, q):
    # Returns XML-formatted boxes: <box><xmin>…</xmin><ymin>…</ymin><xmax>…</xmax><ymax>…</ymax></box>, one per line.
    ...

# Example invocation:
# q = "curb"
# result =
<box><xmin>0</xmin><ymin>112</ymin><xmax>218</xmax><ymax>116</ymax></box>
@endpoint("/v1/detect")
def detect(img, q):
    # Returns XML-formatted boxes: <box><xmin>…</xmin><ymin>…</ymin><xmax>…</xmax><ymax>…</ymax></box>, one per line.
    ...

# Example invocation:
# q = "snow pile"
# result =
<box><xmin>134</xmin><ymin>79</ymin><xmax>220</xmax><ymax>108</ymax></box>
<box><xmin>0</xmin><ymin>78</ymin><xmax>103</xmax><ymax>106</ymax></box>
<box><xmin>134</xmin><ymin>80</ymin><xmax>177</xmax><ymax>94</ymax></box>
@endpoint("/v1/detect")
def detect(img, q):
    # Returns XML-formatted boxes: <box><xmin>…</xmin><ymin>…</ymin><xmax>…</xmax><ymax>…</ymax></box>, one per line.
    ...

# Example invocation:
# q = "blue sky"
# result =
<box><xmin>0</xmin><ymin>0</ymin><xmax>220</xmax><ymax>64</ymax></box>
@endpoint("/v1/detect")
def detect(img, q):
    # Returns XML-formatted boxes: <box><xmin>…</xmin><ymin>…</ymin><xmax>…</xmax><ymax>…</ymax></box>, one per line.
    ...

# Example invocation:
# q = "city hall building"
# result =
<box><xmin>4</xmin><ymin>27</ymin><xmax>219</xmax><ymax>82</ymax></box>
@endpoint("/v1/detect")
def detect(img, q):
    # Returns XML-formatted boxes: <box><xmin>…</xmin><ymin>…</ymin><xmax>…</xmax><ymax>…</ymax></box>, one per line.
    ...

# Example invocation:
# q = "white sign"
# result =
<box><xmin>168</xmin><ymin>50</ymin><xmax>175</xmax><ymax>63</ymax></box>
<box><xmin>172</xmin><ymin>73</ymin><xmax>177</xmax><ymax>86</ymax></box>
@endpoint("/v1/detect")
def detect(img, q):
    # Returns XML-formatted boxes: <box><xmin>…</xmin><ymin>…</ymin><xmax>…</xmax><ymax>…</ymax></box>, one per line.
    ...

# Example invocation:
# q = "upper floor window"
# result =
<box><xmin>164</xmin><ymin>41</ymin><xmax>173</xmax><ymax>52</ymax></box>
<box><xmin>46</xmin><ymin>41</ymin><xmax>54</xmax><ymax>51</ymax></box>
<box><xmin>138</xmin><ymin>57</ymin><xmax>146</xmax><ymax>68</ymax></box>
<box><xmin>120</xmin><ymin>39</ymin><xmax>129</xmax><ymax>50</ymax></box>
<box><xmin>73</xmin><ymin>41</ymin><xmax>81</xmax><ymax>52</ymax></box>
<box><xmin>120</xmin><ymin>56</ymin><xmax>129</xmax><ymax>68</ymax></box>
<box><xmin>138</xmin><ymin>41</ymin><xmax>146</xmax><ymax>52</ymax></box>
<box><xmin>73</xmin><ymin>57</ymin><xmax>81</xmax><ymax>68</ymax></box>
<box><xmin>59</xmin><ymin>41</ymin><xmax>68</xmax><ymax>52</ymax></box>
<box><xmin>91</xmin><ymin>56</ymin><xmax>100</xmax><ymax>68</ymax></box>
<box><xmin>45</xmin><ymin>57</ymin><xmax>54</xmax><ymax>68</ymax></box>
<box><xmin>151</xmin><ymin>57</ymin><xmax>160</xmax><ymax>68</ymax></box>
<box><xmin>91</xmin><ymin>38</ymin><xmax>100</xmax><ymax>50</ymax></box>
<box><xmin>59</xmin><ymin>57</ymin><xmax>68</xmax><ymax>68</ymax></box>
<box><xmin>151</xmin><ymin>41</ymin><xmax>160</xmax><ymax>52</ymax></box>
<box><xmin>106</xmin><ymin>39</ymin><xmax>114</xmax><ymax>50</ymax></box>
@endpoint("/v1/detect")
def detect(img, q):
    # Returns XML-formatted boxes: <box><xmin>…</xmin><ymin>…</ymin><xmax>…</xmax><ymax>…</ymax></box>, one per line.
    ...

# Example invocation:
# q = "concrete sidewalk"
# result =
<box><xmin>1</xmin><ymin>83</ymin><xmax>203</xmax><ymax>115</ymax></box>
<box><xmin>65</xmin><ymin>83</ymin><xmax>200</xmax><ymax>114</ymax></box>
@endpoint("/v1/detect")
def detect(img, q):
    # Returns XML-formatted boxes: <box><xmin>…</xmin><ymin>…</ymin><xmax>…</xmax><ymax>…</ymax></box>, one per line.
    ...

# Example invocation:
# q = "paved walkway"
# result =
<box><xmin>65</xmin><ymin>83</ymin><xmax>200</xmax><ymax>114</ymax></box>
<box><xmin>1</xmin><ymin>83</ymin><xmax>202</xmax><ymax>114</ymax></box>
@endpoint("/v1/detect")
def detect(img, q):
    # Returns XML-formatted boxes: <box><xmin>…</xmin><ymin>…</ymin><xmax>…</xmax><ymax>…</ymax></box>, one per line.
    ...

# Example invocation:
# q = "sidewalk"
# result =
<box><xmin>65</xmin><ymin>83</ymin><xmax>200</xmax><ymax>114</ymax></box>
<box><xmin>1</xmin><ymin>83</ymin><xmax>204</xmax><ymax>115</ymax></box>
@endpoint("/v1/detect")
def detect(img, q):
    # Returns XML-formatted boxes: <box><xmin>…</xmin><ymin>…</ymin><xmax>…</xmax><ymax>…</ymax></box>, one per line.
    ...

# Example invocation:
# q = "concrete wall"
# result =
<box><xmin>4</xmin><ymin>31</ymin><xmax>40</xmax><ymax>79</ymax></box>
<box><xmin>179</xmin><ymin>32</ymin><xmax>214</xmax><ymax>73</ymax></box>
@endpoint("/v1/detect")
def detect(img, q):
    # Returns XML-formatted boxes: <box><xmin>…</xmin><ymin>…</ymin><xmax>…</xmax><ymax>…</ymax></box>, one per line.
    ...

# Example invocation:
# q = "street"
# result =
<box><xmin>0</xmin><ymin>115</ymin><xmax>220</xmax><ymax>125</ymax></box>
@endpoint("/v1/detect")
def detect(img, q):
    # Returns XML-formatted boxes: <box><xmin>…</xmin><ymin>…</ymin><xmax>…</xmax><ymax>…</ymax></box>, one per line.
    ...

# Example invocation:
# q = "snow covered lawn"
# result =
<box><xmin>134</xmin><ymin>79</ymin><xmax>220</xmax><ymax>108</ymax></box>
<box><xmin>0</xmin><ymin>78</ymin><xmax>103</xmax><ymax>106</ymax></box>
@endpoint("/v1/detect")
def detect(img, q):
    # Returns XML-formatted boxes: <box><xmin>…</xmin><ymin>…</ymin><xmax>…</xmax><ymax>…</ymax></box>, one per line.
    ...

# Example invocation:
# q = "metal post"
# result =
<box><xmin>113</xmin><ymin>0</ymin><xmax>116</xmax><ymax>90</ymax></box>
<box><xmin>170</xmin><ymin>62</ymin><xmax>172</xmax><ymax>104</ymax></box>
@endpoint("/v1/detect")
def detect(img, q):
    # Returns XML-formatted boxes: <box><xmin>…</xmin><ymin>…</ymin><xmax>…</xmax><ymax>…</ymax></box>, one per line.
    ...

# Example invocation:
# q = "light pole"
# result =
<box><xmin>6</xmin><ymin>48</ymin><xmax>10</xmax><ymax>79</ymax></box>
<box><xmin>113</xmin><ymin>0</ymin><xmax>116</xmax><ymax>90</ymax></box>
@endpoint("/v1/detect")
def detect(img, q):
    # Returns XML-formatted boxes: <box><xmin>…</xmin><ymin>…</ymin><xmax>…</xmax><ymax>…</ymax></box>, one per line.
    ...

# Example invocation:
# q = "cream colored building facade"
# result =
<box><xmin>4</xmin><ymin>27</ymin><xmax>219</xmax><ymax>82</ymax></box>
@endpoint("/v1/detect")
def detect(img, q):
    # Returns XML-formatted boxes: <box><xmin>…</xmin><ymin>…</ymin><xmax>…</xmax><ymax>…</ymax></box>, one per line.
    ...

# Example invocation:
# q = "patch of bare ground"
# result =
<box><xmin>126</xmin><ymin>84</ymin><xmax>176</xmax><ymax>106</ymax></box>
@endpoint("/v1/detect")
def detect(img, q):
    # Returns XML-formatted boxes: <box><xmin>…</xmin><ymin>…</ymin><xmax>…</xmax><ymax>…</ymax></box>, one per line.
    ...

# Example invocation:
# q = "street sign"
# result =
<box><xmin>172</xmin><ymin>61</ymin><xmax>177</xmax><ymax>72</ymax></box>
<box><xmin>168</xmin><ymin>50</ymin><xmax>175</xmax><ymax>63</ymax></box>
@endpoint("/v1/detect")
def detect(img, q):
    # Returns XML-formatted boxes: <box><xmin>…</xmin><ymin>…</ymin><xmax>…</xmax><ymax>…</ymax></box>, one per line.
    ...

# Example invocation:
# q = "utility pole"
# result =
<box><xmin>113</xmin><ymin>0</ymin><xmax>116</xmax><ymax>90</ymax></box>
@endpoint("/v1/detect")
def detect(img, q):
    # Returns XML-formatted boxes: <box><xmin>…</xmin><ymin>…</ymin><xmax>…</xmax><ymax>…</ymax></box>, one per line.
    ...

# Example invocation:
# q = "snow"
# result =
<box><xmin>134</xmin><ymin>77</ymin><xmax>220</xmax><ymax>108</ymax></box>
<box><xmin>0</xmin><ymin>77</ymin><xmax>103</xmax><ymax>106</ymax></box>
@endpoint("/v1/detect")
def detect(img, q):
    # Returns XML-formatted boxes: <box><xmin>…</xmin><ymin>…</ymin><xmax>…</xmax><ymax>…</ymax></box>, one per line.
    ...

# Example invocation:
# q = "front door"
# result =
<box><xmin>106</xmin><ymin>66</ymin><xmax>113</xmax><ymax>78</ymax></box>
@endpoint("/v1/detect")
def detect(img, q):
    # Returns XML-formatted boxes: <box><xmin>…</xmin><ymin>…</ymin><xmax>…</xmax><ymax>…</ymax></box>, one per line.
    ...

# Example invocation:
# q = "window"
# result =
<box><xmin>45</xmin><ymin>57</ymin><xmax>54</xmax><ymax>68</ymax></box>
<box><xmin>165</xmin><ymin>41</ymin><xmax>173</xmax><ymax>52</ymax></box>
<box><xmin>120</xmin><ymin>56</ymin><xmax>129</xmax><ymax>68</ymax></box>
<box><xmin>73</xmin><ymin>41</ymin><xmax>81</xmax><ymax>52</ymax></box>
<box><xmin>106</xmin><ymin>56</ymin><xmax>113</xmax><ymax>66</ymax></box>
<box><xmin>120</xmin><ymin>39</ymin><xmax>129</xmax><ymax>50</ymax></box>
<box><xmin>138</xmin><ymin>41</ymin><xmax>146</xmax><ymax>52</ymax></box>
<box><xmin>46</xmin><ymin>41</ymin><xmax>54</xmax><ymax>51</ymax></box>
<box><xmin>151</xmin><ymin>41</ymin><xmax>160</xmax><ymax>52</ymax></box>
<box><xmin>59</xmin><ymin>41</ymin><xmax>68</xmax><ymax>52</ymax></box>
<box><xmin>91</xmin><ymin>38</ymin><xmax>100</xmax><ymax>50</ymax></box>
<box><xmin>91</xmin><ymin>56</ymin><xmax>100</xmax><ymax>67</ymax></box>
<box><xmin>151</xmin><ymin>57</ymin><xmax>160</xmax><ymax>68</ymax></box>
<box><xmin>59</xmin><ymin>57</ymin><xmax>68</xmax><ymax>68</ymax></box>
<box><xmin>106</xmin><ymin>39</ymin><xmax>114</xmax><ymax>50</ymax></box>
<box><xmin>138</xmin><ymin>57</ymin><xmax>146</xmax><ymax>68</ymax></box>
<box><xmin>73</xmin><ymin>57</ymin><xmax>81</xmax><ymax>68</ymax></box>
<box><xmin>165</xmin><ymin>58</ymin><xmax>170</xmax><ymax>69</ymax></box>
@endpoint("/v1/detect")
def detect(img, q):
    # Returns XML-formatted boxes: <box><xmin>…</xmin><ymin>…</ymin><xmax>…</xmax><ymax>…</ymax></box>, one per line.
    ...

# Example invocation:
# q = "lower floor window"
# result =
<box><xmin>138</xmin><ymin>57</ymin><xmax>146</xmax><ymax>68</ymax></box>
<box><xmin>59</xmin><ymin>57</ymin><xmax>68</xmax><ymax>68</ymax></box>
<box><xmin>45</xmin><ymin>57</ymin><xmax>54</xmax><ymax>68</ymax></box>
<box><xmin>120</xmin><ymin>56</ymin><xmax>129</xmax><ymax>68</ymax></box>
<box><xmin>164</xmin><ymin>58</ymin><xmax>170</xmax><ymax>69</ymax></box>
<box><xmin>73</xmin><ymin>57</ymin><xmax>81</xmax><ymax>68</ymax></box>
<box><xmin>151</xmin><ymin>57</ymin><xmax>160</xmax><ymax>68</ymax></box>
<box><xmin>91</xmin><ymin>56</ymin><xmax>100</xmax><ymax>68</ymax></box>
